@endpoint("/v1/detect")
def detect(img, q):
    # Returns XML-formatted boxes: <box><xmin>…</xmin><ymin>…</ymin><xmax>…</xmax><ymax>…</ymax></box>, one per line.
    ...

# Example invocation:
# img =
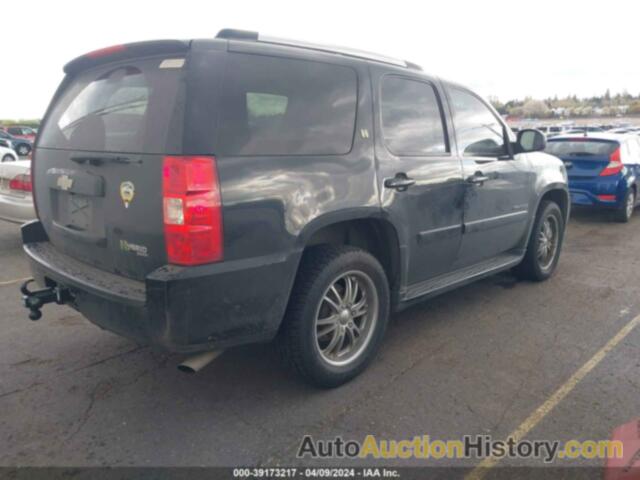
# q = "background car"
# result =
<box><xmin>0</xmin><ymin>159</ymin><xmax>34</xmax><ymax>224</ymax></box>
<box><xmin>609</xmin><ymin>127</ymin><xmax>634</xmax><ymax>134</ymax></box>
<box><xmin>0</xmin><ymin>144</ymin><xmax>18</xmax><ymax>163</ymax></box>
<box><xmin>564</xmin><ymin>125</ymin><xmax>605</xmax><ymax>135</ymax></box>
<box><xmin>1</xmin><ymin>125</ymin><xmax>37</xmax><ymax>141</ymax></box>
<box><xmin>0</xmin><ymin>130</ymin><xmax>32</xmax><ymax>156</ymax></box>
<box><xmin>545</xmin><ymin>133</ymin><xmax>640</xmax><ymax>222</ymax></box>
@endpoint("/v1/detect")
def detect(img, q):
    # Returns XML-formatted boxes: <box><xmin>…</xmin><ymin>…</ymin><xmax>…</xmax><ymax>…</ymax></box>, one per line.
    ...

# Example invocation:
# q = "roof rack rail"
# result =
<box><xmin>215</xmin><ymin>29</ymin><xmax>421</xmax><ymax>71</ymax></box>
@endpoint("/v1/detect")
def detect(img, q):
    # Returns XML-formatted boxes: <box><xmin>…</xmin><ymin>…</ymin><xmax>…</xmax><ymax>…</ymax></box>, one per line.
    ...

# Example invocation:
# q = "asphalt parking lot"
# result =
<box><xmin>0</xmin><ymin>210</ymin><xmax>639</xmax><ymax>475</ymax></box>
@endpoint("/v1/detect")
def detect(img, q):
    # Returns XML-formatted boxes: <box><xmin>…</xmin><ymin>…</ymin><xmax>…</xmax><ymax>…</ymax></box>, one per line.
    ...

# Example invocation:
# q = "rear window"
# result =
<box><xmin>380</xmin><ymin>76</ymin><xmax>447</xmax><ymax>156</ymax></box>
<box><xmin>545</xmin><ymin>140</ymin><xmax>618</xmax><ymax>157</ymax></box>
<box><xmin>216</xmin><ymin>53</ymin><xmax>357</xmax><ymax>156</ymax></box>
<box><xmin>39</xmin><ymin>57</ymin><xmax>184</xmax><ymax>154</ymax></box>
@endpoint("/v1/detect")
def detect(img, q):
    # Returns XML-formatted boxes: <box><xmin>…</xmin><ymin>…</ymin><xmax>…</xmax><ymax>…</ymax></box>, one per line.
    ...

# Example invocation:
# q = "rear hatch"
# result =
<box><xmin>35</xmin><ymin>42</ymin><xmax>189</xmax><ymax>281</ymax></box>
<box><xmin>545</xmin><ymin>138</ymin><xmax>620</xmax><ymax>179</ymax></box>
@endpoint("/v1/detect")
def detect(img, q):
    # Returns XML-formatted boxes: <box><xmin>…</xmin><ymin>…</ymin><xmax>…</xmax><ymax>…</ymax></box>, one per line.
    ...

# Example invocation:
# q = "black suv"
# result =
<box><xmin>21</xmin><ymin>30</ymin><xmax>569</xmax><ymax>387</ymax></box>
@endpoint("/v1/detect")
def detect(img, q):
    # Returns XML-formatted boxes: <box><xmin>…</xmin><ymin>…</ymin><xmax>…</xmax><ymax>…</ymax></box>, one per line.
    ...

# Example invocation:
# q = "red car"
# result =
<box><xmin>1</xmin><ymin>126</ymin><xmax>37</xmax><ymax>141</ymax></box>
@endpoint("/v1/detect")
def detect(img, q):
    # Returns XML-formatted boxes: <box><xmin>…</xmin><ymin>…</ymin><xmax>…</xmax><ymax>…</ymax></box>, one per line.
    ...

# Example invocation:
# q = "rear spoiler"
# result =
<box><xmin>64</xmin><ymin>40</ymin><xmax>190</xmax><ymax>75</ymax></box>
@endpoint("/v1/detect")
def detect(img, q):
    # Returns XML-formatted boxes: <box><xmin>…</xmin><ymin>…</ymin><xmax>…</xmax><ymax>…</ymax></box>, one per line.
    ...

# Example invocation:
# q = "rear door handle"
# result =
<box><xmin>384</xmin><ymin>174</ymin><xmax>416</xmax><ymax>192</ymax></box>
<box><xmin>466</xmin><ymin>172</ymin><xmax>491</xmax><ymax>185</ymax></box>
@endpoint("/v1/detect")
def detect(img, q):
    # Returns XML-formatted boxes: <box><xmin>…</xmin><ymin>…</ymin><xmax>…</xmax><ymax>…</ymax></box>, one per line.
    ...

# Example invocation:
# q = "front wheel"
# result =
<box><xmin>514</xmin><ymin>200</ymin><xmax>565</xmax><ymax>282</ymax></box>
<box><xmin>279</xmin><ymin>246</ymin><xmax>390</xmax><ymax>388</ymax></box>
<box><xmin>2</xmin><ymin>154</ymin><xmax>15</xmax><ymax>162</ymax></box>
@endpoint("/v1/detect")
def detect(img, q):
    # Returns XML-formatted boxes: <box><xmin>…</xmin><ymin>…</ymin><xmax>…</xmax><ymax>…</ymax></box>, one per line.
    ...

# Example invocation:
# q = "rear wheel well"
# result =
<box><xmin>303</xmin><ymin>219</ymin><xmax>401</xmax><ymax>294</ymax></box>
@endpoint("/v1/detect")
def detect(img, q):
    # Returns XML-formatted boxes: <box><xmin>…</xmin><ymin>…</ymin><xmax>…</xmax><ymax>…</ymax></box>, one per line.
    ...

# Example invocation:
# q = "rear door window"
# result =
<box><xmin>38</xmin><ymin>57</ymin><xmax>185</xmax><ymax>154</ymax></box>
<box><xmin>217</xmin><ymin>53</ymin><xmax>357</xmax><ymax>156</ymax></box>
<box><xmin>380</xmin><ymin>76</ymin><xmax>448</xmax><ymax>156</ymax></box>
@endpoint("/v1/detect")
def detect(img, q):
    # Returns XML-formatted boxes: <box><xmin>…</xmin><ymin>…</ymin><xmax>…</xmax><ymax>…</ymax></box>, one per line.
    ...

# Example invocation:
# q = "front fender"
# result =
<box><xmin>518</xmin><ymin>152</ymin><xmax>569</xmax><ymax>250</ymax></box>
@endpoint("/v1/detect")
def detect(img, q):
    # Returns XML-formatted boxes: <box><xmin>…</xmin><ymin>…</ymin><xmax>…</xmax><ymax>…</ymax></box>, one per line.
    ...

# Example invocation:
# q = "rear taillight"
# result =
<box><xmin>9</xmin><ymin>173</ymin><xmax>32</xmax><ymax>192</ymax></box>
<box><xmin>162</xmin><ymin>156</ymin><xmax>223</xmax><ymax>265</ymax></box>
<box><xmin>600</xmin><ymin>147</ymin><xmax>623</xmax><ymax>176</ymax></box>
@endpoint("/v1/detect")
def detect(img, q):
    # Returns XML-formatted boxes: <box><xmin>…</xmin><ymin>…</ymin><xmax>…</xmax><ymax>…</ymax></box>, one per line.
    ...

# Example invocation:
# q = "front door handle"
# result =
<box><xmin>384</xmin><ymin>174</ymin><xmax>416</xmax><ymax>192</ymax></box>
<box><xmin>466</xmin><ymin>172</ymin><xmax>491</xmax><ymax>185</ymax></box>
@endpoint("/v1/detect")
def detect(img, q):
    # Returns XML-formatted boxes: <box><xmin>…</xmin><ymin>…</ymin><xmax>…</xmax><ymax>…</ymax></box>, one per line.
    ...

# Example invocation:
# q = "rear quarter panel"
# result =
<box><xmin>177</xmin><ymin>43</ymin><xmax>380</xmax><ymax>342</ymax></box>
<box><xmin>187</xmin><ymin>42</ymin><xmax>380</xmax><ymax>265</ymax></box>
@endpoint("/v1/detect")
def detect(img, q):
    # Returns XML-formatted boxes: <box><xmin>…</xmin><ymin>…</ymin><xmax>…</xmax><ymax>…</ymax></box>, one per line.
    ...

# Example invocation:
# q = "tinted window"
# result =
<box><xmin>449</xmin><ymin>88</ymin><xmax>507</xmax><ymax>157</ymax></box>
<box><xmin>380</xmin><ymin>77</ymin><xmax>447</xmax><ymax>156</ymax></box>
<box><xmin>39</xmin><ymin>57</ymin><xmax>184</xmax><ymax>154</ymax></box>
<box><xmin>545</xmin><ymin>140</ymin><xmax>618</xmax><ymax>157</ymax></box>
<box><xmin>217</xmin><ymin>54</ymin><xmax>357</xmax><ymax>156</ymax></box>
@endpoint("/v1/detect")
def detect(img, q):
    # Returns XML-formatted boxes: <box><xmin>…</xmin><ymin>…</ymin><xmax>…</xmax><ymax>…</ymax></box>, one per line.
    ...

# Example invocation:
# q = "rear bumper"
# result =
<box><xmin>22</xmin><ymin>221</ymin><xmax>300</xmax><ymax>353</ymax></box>
<box><xmin>568</xmin><ymin>177</ymin><xmax>627</xmax><ymax>209</ymax></box>
<box><xmin>0</xmin><ymin>193</ymin><xmax>36</xmax><ymax>224</ymax></box>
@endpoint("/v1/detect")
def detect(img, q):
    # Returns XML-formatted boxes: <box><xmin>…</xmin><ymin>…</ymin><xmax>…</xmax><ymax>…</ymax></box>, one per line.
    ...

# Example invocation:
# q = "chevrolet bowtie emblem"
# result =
<box><xmin>57</xmin><ymin>175</ymin><xmax>73</xmax><ymax>191</ymax></box>
<box><xmin>120</xmin><ymin>181</ymin><xmax>135</xmax><ymax>208</ymax></box>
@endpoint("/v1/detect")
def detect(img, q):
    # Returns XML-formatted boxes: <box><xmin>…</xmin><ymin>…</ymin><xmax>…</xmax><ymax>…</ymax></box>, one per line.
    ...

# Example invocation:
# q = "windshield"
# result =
<box><xmin>39</xmin><ymin>56</ymin><xmax>185</xmax><ymax>154</ymax></box>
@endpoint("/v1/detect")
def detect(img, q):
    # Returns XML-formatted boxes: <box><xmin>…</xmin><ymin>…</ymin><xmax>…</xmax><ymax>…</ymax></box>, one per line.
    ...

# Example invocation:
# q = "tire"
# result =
<box><xmin>614</xmin><ymin>188</ymin><xmax>635</xmax><ymax>223</ymax></box>
<box><xmin>279</xmin><ymin>245</ymin><xmax>390</xmax><ymax>388</ymax></box>
<box><xmin>514</xmin><ymin>200</ymin><xmax>565</xmax><ymax>282</ymax></box>
<box><xmin>2</xmin><ymin>154</ymin><xmax>15</xmax><ymax>162</ymax></box>
<box><xmin>16</xmin><ymin>144</ymin><xmax>30</xmax><ymax>156</ymax></box>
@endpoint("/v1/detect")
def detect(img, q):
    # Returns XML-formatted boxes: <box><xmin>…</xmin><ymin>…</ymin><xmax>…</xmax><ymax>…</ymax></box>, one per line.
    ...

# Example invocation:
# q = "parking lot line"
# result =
<box><xmin>0</xmin><ymin>277</ymin><xmax>30</xmax><ymax>287</ymax></box>
<box><xmin>466</xmin><ymin>313</ymin><xmax>640</xmax><ymax>480</ymax></box>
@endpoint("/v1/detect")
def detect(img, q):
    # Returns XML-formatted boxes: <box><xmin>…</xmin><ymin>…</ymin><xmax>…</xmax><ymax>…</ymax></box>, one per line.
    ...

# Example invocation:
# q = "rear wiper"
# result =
<box><xmin>70</xmin><ymin>155</ymin><xmax>141</xmax><ymax>166</ymax></box>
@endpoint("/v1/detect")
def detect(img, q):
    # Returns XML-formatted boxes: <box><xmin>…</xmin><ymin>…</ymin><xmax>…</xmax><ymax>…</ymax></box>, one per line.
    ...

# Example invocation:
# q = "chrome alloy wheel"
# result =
<box><xmin>537</xmin><ymin>214</ymin><xmax>559</xmax><ymax>271</ymax></box>
<box><xmin>313</xmin><ymin>270</ymin><xmax>379</xmax><ymax>367</ymax></box>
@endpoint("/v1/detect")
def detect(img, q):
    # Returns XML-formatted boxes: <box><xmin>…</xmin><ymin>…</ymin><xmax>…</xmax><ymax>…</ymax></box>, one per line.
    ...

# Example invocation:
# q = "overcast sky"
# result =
<box><xmin>3</xmin><ymin>0</ymin><xmax>639</xmax><ymax>119</ymax></box>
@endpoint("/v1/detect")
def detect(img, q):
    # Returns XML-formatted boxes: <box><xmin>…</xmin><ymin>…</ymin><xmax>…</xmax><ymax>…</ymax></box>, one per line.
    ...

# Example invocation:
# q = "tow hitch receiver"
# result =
<box><xmin>21</xmin><ymin>279</ymin><xmax>72</xmax><ymax>321</ymax></box>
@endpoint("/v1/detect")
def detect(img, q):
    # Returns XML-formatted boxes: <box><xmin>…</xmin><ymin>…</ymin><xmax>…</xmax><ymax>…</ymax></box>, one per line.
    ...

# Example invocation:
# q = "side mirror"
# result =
<box><xmin>516</xmin><ymin>129</ymin><xmax>546</xmax><ymax>153</ymax></box>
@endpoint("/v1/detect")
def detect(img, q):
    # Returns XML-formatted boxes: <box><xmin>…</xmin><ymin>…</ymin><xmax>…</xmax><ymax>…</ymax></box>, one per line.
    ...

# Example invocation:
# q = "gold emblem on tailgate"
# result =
<box><xmin>120</xmin><ymin>181</ymin><xmax>135</xmax><ymax>208</ymax></box>
<box><xmin>57</xmin><ymin>174</ymin><xmax>73</xmax><ymax>191</ymax></box>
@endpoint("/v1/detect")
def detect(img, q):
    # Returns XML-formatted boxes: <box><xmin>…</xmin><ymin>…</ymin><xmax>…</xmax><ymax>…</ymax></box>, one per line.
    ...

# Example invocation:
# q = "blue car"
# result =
<box><xmin>545</xmin><ymin>133</ymin><xmax>640</xmax><ymax>222</ymax></box>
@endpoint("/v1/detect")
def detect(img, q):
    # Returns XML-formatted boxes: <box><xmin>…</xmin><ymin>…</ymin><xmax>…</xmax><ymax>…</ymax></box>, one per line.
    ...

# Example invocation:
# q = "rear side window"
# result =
<box><xmin>39</xmin><ymin>57</ymin><xmax>185</xmax><ymax>154</ymax></box>
<box><xmin>545</xmin><ymin>140</ymin><xmax>618</xmax><ymax>157</ymax></box>
<box><xmin>380</xmin><ymin>76</ymin><xmax>447</xmax><ymax>156</ymax></box>
<box><xmin>216</xmin><ymin>54</ymin><xmax>357</xmax><ymax>156</ymax></box>
<box><xmin>449</xmin><ymin>87</ymin><xmax>507</xmax><ymax>158</ymax></box>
